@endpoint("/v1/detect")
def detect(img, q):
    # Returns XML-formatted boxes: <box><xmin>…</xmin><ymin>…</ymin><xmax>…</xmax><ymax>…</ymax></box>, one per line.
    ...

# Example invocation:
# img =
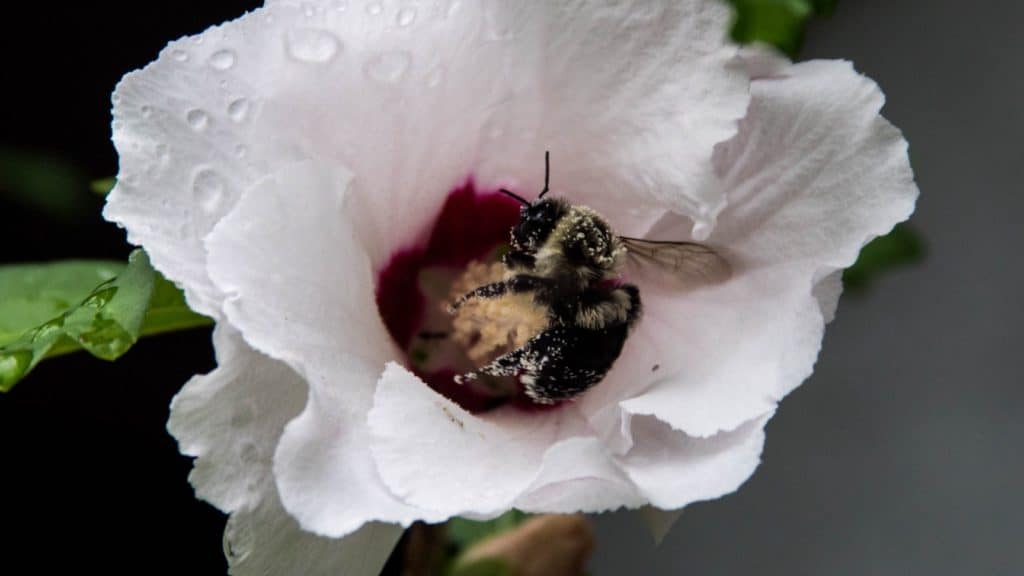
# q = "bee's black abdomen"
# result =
<box><xmin>521</xmin><ymin>322</ymin><xmax>631</xmax><ymax>402</ymax></box>
<box><xmin>520</xmin><ymin>284</ymin><xmax>642</xmax><ymax>403</ymax></box>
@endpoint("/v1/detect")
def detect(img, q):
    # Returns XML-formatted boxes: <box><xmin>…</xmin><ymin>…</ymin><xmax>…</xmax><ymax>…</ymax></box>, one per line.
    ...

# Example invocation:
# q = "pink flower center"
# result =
<box><xmin>375</xmin><ymin>180</ymin><xmax>533</xmax><ymax>412</ymax></box>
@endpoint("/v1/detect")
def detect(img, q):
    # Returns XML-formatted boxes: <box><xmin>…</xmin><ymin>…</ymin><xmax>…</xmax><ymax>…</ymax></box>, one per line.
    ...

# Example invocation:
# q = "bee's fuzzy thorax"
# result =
<box><xmin>533</xmin><ymin>203</ymin><xmax>625</xmax><ymax>286</ymax></box>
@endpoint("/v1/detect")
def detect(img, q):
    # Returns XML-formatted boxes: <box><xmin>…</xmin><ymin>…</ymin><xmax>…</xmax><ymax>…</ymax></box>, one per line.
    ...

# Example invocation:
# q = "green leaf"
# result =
<box><xmin>0</xmin><ymin>147</ymin><xmax>97</xmax><ymax>223</ymax></box>
<box><xmin>0</xmin><ymin>250</ymin><xmax>211</xmax><ymax>391</ymax></box>
<box><xmin>728</xmin><ymin>0</ymin><xmax>814</xmax><ymax>57</ymax></box>
<box><xmin>844</xmin><ymin>224</ymin><xmax>925</xmax><ymax>292</ymax></box>
<box><xmin>446</xmin><ymin>510</ymin><xmax>528</xmax><ymax>550</ymax></box>
<box><xmin>448</xmin><ymin>558</ymin><xmax>512</xmax><ymax>576</ymax></box>
<box><xmin>90</xmin><ymin>177</ymin><xmax>116</xmax><ymax>197</ymax></box>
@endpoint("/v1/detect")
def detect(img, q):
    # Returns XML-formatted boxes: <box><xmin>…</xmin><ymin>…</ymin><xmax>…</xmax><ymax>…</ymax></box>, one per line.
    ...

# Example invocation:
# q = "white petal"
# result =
<box><xmin>610</xmin><ymin>265</ymin><xmax>820</xmax><ymax>437</ymax></box>
<box><xmin>225</xmin><ymin>497</ymin><xmax>401</xmax><ymax>576</ymax></box>
<box><xmin>620</xmin><ymin>413</ymin><xmax>770</xmax><ymax>510</ymax></box>
<box><xmin>204</xmin><ymin>160</ymin><xmax>424</xmax><ymax>536</ymax></box>
<box><xmin>596</xmin><ymin>59</ymin><xmax>917</xmax><ymax>437</ymax></box>
<box><xmin>169</xmin><ymin>324</ymin><xmax>400</xmax><ymax>575</ymax></box>
<box><xmin>105</xmin><ymin>0</ymin><xmax>749</xmax><ymax>301</ymax></box>
<box><xmin>169</xmin><ymin>323</ymin><xmax>303</xmax><ymax>513</ymax></box>
<box><xmin>710</xmin><ymin>59</ymin><xmax>918</xmax><ymax>270</ymax></box>
<box><xmin>368</xmin><ymin>362</ymin><xmax>581</xmax><ymax>518</ymax></box>
<box><xmin>514</xmin><ymin>436</ymin><xmax>645</xmax><ymax>514</ymax></box>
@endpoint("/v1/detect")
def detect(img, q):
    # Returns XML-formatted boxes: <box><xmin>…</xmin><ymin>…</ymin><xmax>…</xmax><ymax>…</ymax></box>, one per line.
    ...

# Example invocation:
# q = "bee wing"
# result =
<box><xmin>620</xmin><ymin>236</ymin><xmax>732</xmax><ymax>288</ymax></box>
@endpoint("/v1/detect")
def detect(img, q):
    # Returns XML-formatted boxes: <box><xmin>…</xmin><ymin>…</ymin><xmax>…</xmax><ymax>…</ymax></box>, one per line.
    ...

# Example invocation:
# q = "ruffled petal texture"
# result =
<box><xmin>595</xmin><ymin>57</ymin><xmax>918</xmax><ymax>440</ymax></box>
<box><xmin>169</xmin><ymin>324</ymin><xmax>401</xmax><ymax>575</ymax></box>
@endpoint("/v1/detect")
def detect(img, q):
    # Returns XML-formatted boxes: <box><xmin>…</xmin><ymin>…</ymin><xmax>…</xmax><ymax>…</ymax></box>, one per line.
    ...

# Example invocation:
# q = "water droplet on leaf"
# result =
<box><xmin>0</xmin><ymin>350</ymin><xmax>33</xmax><ymax>391</ymax></box>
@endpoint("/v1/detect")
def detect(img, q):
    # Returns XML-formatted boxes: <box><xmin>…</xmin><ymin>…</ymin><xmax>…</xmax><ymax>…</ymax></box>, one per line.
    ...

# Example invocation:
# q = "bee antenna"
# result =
<box><xmin>499</xmin><ymin>188</ymin><xmax>530</xmax><ymax>205</ymax></box>
<box><xmin>538</xmin><ymin>150</ymin><xmax>550</xmax><ymax>199</ymax></box>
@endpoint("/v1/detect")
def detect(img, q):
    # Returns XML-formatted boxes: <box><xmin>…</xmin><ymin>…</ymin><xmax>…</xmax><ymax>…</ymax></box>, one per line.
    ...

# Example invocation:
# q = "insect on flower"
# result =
<box><xmin>450</xmin><ymin>153</ymin><xmax>732</xmax><ymax>404</ymax></box>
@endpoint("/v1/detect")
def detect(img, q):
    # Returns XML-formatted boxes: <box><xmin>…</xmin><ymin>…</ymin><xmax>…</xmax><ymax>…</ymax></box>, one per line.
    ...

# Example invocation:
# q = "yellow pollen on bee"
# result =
<box><xmin>446</xmin><ymin>261</ymin><xmax>549</xmax><ymax>365</ymax></box>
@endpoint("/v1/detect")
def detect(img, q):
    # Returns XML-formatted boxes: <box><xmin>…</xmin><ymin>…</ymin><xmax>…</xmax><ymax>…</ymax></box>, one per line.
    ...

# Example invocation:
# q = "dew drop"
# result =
<box><xmin>227</xmin><ymin>97</ymin><xmax>250</xmax><ymax>122</ymax></box>
<box><xmin>364</xmin><ymin>51</ymin><xmax>411</xmax><ymax>83</ymax></box>
<box><xmin>140</xmin><ymin>105</ymin><xmax>153</xmax><ymax>118</ymax></box>
<box><xmin>234</xmin><ymin>144</ymin><xmax>248</xmax><ymax>158</ymax></box>
<box><xmin>366</xmin><ymin>2</ymin><xmax>383</xmax><ymax>15</ymax></box>
<box><xmin>186</xmin><ymin>108</ymin><xmax>209</xmax><ymax>130</ymax></box>
<box><xmin>426</xmin><ymin>65</ymin><xmax>446</xmax><ymax>88</ymax></box>
<box><xmin>193</xmin><ymin>169</ymin><xmax>226</xmax><ymax>213</ymax></box>
<box><xmin>397</xmin><ymin>7</ymin><xmax>417</xmax><ymax>27</ymax></box>
<box><xmin>284</xmin><ymin>28</ymin><xmax>342</xmax><ymax>63</ymax></box>
<box><xmin>302</xmin><ymin>2</ymin><xmax>316</xmax><ymax>17</ymax></box>
<box><xmin>171</xmin><ymin>49</ymin><xmax>189</xmax><ymax>62</ymax></box>
<box><xmin>333</xmin><ymin>0</ymin><xmax>348</xmax><ymax>11</ymax></box>
<box><xmin>209</xmin><ymin>49</ymin><xmax>236</xmax><ymax>70</ymax></box>
<box><xmin>0</xmin><ymin>350</ymin><xmax>33</xmax><ymax>391</ymax></box>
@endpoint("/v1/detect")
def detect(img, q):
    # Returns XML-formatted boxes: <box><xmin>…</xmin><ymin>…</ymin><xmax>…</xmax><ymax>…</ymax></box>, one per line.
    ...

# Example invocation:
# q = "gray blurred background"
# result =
<box><xmin>593</xmin><ymin>1</ymin><xmax>1024</xmax><ymax>574</ymax></box>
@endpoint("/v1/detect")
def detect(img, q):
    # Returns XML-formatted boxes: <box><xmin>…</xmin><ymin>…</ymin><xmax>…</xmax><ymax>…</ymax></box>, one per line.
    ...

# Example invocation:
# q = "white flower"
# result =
<box><xmin>104</xmin><ymin>0</ymin><xmax>917</xmax><ymax>573</ymax></box>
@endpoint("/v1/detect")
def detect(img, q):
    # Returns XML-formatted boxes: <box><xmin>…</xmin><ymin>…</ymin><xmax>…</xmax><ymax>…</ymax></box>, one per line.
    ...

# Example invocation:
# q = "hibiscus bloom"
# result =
<box><xmin>104</xmin><ymin>0</ymin><xmax>917</xmax><ymax>573</ymax></box>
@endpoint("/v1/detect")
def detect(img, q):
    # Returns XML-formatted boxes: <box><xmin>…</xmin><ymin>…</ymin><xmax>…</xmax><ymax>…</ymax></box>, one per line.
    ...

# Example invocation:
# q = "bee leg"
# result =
<box><xmin>453</xmin><ymin>344</ymin><xmax>530</xmax><ymax>384</ymax></box>
<box><xmin>448</xmin><ymin>274</ymin><xmax>551</xmax><ymax>312</ymax></box>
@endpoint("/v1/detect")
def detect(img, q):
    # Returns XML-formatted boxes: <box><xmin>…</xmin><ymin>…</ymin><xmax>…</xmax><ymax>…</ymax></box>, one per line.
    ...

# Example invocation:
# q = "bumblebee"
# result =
<box><xmin>450</xmin><ymin>153</ymin><xmax>730</xmax><ymax>404</ymax></box>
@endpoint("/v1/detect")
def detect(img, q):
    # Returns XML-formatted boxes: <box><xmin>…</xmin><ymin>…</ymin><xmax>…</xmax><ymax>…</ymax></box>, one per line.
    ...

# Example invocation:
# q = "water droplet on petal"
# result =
<box><xmin>193</xmin><ymin>169</ymin><xmax>226</xmax><ymax>213</ymax></box>
<box><xmin>171</xmin><ymin>49</ymin><xmax>189</xmax><ymax>62</ymax></box>
<box><xmin>227</xmin><ymin>98</ymin><xmax>250</xmax><ymax>122</ymax></box>
<box><xmin>302</xmin><ymin>2</ymin><xmax>316</xmax><ymax>17</ymax></box>
<box><xmin>234</xmin><ymin>144</ymin><xmax>248</xmax><ymax>158</ymax></box>
<box><xmin>366</xmin><ymin>2</ymin><xmax>383</xmax><ymax>16</ymax></box>
<box><xmin>140</xmin><ymin>105</ymin><xmax>153</xmax><ymax>118</ymax></box>
<box><xmin>333</xmin><ymin>0</ymin><xmax>348</xmax><ymax>11</ymax></box>
<box><xmin>284</xmin><ymin>28</ymin><xmax>342</xmax><ymax>63</ymax></box>
<box><xmin>186</xmin><ymin>108</ymin><xmax>209</xmax><ymax>130</ymax></box>
<box><xmin>426</xmin><ymin>65</ymin><xmax>446</xmax><ymax>87</ymax></box>
<box><xmin>397</xmin><ymin>7</ymin><xmax>417</xmax><ymax>26</ymax></box>
<box><xmin>209</xmin><ymin>48</ymin><xmax>236</xmax><ymax>70</ymax></box>
<box><xmin>364</xmin><ymin>51</ymin><xmax>411</xmax><ymax>83</ymax></box>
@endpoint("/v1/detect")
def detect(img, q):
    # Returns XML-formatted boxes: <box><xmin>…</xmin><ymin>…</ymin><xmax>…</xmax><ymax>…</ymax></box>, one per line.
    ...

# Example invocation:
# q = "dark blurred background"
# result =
<box><xmin>1</xmin><ymin>1</ymin><xmax>1021</xmax><ymax>574</ymax></box>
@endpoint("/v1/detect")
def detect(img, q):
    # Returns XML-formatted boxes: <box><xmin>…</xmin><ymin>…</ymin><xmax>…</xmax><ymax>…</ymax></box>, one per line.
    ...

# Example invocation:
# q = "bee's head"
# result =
<box><xmin>501</xmin><ymin>151</ymin><xmax>568</xmax><ymax>252</ymax></box>
<box><xmin>508</xmin><ymin>197</ymin><xmax>569</xmax><ymax>252</ymax></box>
